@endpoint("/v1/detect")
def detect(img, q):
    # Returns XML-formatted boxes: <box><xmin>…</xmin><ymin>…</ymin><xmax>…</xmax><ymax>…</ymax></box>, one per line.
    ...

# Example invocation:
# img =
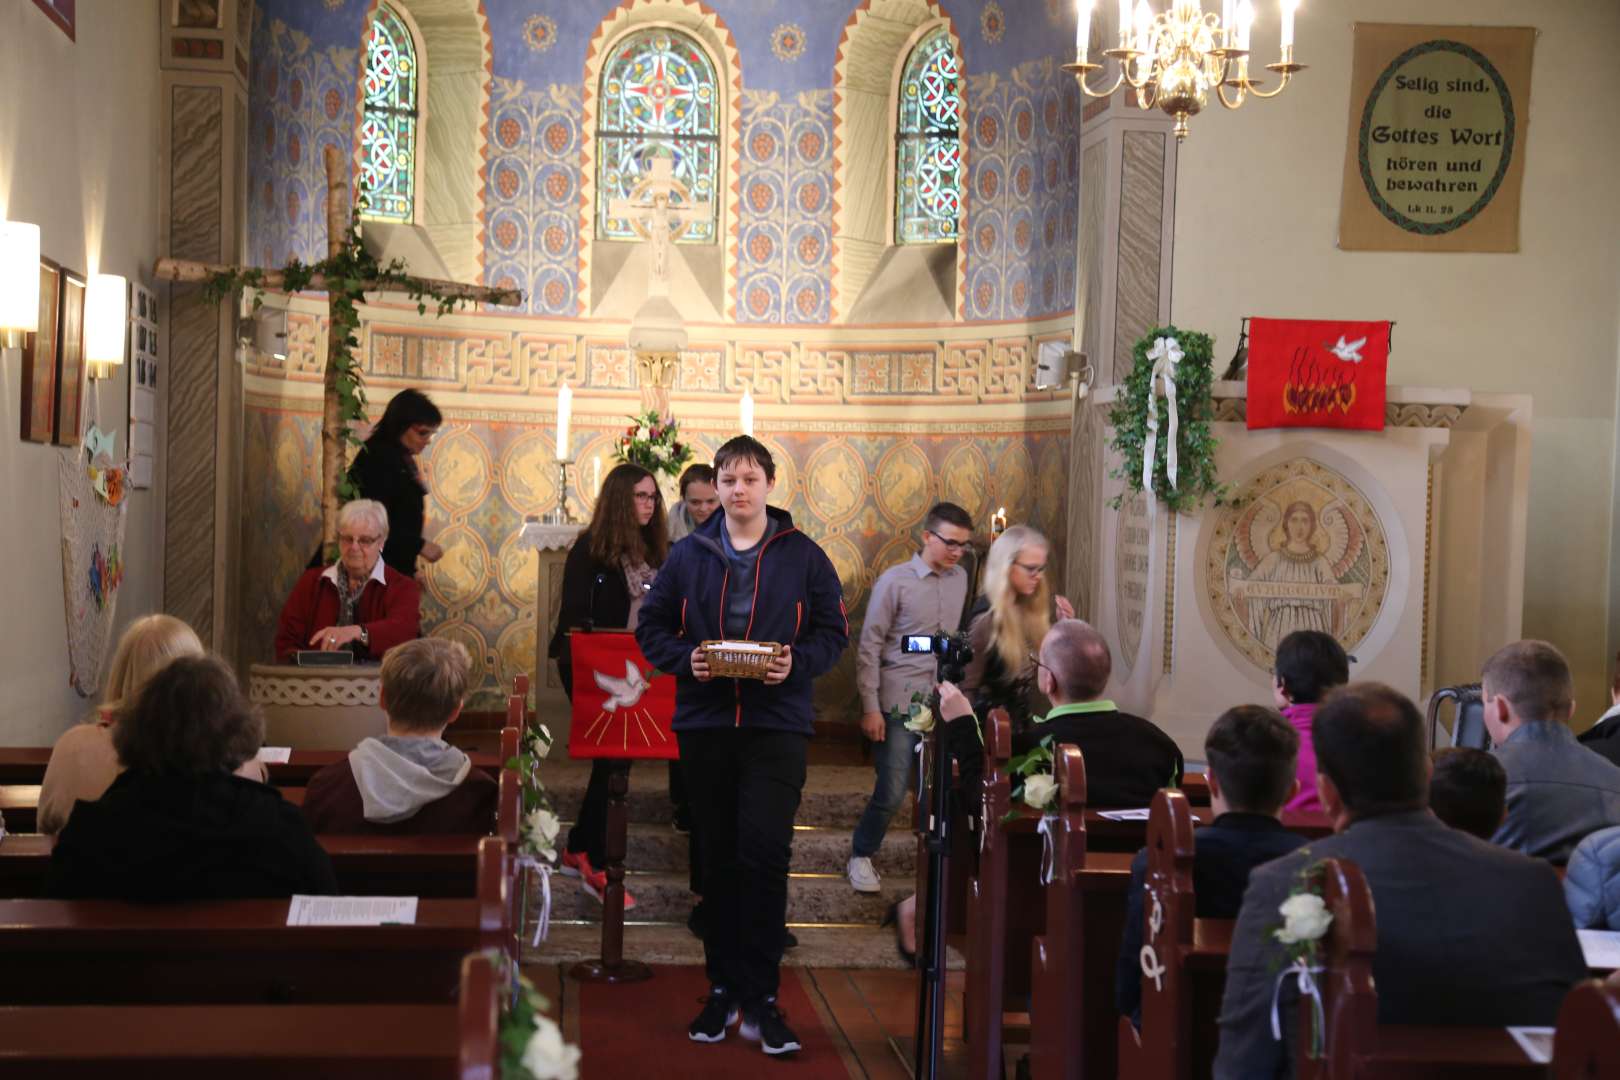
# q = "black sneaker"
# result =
<box><xmin>740</xmin><ymin>997</ymin><xmax>801</xmax><ymax>1056</ymax></box>
<box><xmin>688</xmin><ymin>987</ymin><xmax>738</xmax><ymax>1043</ymax></box>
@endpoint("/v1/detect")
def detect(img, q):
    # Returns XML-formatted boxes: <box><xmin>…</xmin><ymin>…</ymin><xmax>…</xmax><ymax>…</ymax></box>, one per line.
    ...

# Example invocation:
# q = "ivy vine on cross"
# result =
<box><xmin>152</xmin><ymin>147</ymin><xmax>523</xmax><ymax>554</ymax></box>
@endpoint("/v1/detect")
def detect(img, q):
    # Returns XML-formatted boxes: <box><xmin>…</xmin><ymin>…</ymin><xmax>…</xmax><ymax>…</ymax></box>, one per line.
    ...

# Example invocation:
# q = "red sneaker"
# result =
<box><xmin>562</xmin><ymin>851</ymin><xmax>637</xmax><ymax>911</ymax></box>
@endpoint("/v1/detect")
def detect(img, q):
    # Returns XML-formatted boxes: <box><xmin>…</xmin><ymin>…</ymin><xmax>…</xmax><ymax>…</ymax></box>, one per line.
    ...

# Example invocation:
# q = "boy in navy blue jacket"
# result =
<box><xmin>636</xmin><ymin>435</ymin><xmax>849</xmax><ymax>1057</ymax></box>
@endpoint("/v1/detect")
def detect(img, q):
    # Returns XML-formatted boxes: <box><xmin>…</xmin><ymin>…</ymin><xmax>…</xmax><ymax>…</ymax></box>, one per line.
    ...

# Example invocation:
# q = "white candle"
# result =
<box><xmin>1222</xmin><ymin>0</ymin><xmax>1234</xmax><ymax>41</ymax></box>
<box><xmin>1076</xmin><ymin>0</ymin><xmax>1092</xmax><ymax>60</ymax></box>
<box><xmin>1236</xmin><ymin>0</ymin><xmax>1254</xmax><ymax>49</ymax></box>
<box><xmin>740</xmin><ymin>388</ymin><xmax>755</xmax><ymax>437</ymax></box>
<box><xmin>1279</xmin><ymin>0</ymin><xmax>1297</xmax><ymax>50</ymax></box>
<box><xmin>1118</xmin><ymin>0</ymin><xmax>1131</xmax><ymax>45</ymax></box>
<box><xmin>555</xmin><ymin>383</ymin><xmax>572</xmax><ymax>460</ymax></box>
<box><xmin>1134</xmin><ymin>0</ymin><xmax>1153</xmax><ymax>55</ymax></box>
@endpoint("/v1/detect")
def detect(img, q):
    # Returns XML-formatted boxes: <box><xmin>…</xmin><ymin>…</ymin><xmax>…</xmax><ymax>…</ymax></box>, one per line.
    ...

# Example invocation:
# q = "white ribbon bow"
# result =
<box><xmin>1269</xmin><ymin>960</ymin><xmax>1326</xmax><ymax>1053</ymax></box>
<box><xmin>1036</xmin><ymin>813</ymin><xmax>1058</xmax><ymax>885</ymax></box>
<box><xmin>1142</xmin><ymin>336</ymin><xmax>1184</xmax><ymax>494</ymax></box>
<box><xmin>515</xmin><ymin>855</ymin><xmax>554</xmax><ymax>947</ymax></box>
<box><xmin>1140</xmin><ymin>889</ymin><xmax>1169</xmax><ymax>991</ymax></box>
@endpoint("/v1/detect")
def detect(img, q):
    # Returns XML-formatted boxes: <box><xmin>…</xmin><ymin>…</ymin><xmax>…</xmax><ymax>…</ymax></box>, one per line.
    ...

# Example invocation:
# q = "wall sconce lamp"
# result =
<box><xmin>85</xmin><ymin>273</ymin><xmax>128</xmax><ymax>380</ymax></box>
<box><xmin>0</xmin><ymin>220</ymin><xmax>42</xmax><ymax>350</ymax></box>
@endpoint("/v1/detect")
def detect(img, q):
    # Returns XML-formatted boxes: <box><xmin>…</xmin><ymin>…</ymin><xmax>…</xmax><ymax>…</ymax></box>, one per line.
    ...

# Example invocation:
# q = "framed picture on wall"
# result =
<box><xmin>19</xmin><ymin>259</ymin><xmax>61</xmax><ymax>443</ymax></box>
<box><xmin>53</xmin><ymin>270</ymin><xmax>86</xmax><ymax>448</ymax></box>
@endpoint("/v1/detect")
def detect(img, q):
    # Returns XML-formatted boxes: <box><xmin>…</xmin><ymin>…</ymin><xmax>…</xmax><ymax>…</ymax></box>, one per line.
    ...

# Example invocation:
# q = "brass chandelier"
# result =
<box><xmin>1066</xmin><ymin>0</ymin><xmax>1306</xmax><ymax>141</ymax></box>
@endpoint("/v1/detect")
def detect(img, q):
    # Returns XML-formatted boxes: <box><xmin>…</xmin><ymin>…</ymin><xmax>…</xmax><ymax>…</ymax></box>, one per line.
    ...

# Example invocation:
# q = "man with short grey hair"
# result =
<box><xmin>1483</xmin><ymin>639</ymin><xmax>1620</xmax><ymax>863</ymax></box>
<box><xmin>274</xmin><ymin>498</ymin><xmax>422</xmax><ymax>662</ymax></box>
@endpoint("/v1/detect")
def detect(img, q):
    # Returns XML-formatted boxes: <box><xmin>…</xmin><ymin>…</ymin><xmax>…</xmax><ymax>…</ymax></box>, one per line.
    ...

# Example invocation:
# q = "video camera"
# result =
<box><xmin>900</xmin><ymin>632</ymin><xmax>973</xmax><ymax>685</ymax></box>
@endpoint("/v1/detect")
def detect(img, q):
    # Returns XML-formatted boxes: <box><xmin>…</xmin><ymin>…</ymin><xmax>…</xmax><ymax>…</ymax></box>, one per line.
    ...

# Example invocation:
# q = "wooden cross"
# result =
<box><xmin>151</xmin><ymin>146</ymin><xmax>521</xmax><ymax>549</ymax></box>
<box><xmin>606</xmin><ymin>156</ymin><xmax>711</xmax><ymax>298</ymax></box>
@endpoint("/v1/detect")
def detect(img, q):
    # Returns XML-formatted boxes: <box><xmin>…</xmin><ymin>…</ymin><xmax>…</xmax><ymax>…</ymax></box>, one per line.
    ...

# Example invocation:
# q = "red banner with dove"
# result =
<box><xmin>566</xmin><ymin>631</ymin><xmax>678</xmax><ymax>760</ymax></box>
<box><xmin>1245</xmin><ymin>318</ymin><xmax>1392</xmax><ymax>431</ymax></box>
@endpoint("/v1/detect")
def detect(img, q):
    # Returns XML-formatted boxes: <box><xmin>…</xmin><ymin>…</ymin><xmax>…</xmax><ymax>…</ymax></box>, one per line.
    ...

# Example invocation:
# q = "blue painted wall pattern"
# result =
<box><xmin>247</xmin><ymin>0</ymin><xmax>1080</xmax><ymax>322</ymax></box>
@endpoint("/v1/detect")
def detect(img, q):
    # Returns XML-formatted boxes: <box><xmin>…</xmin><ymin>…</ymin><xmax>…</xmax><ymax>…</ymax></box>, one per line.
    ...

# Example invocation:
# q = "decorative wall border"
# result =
<box><xmin>577</xmin><ymin>0</ymin><xmax>744</xmax><ymax>318</ymax></box>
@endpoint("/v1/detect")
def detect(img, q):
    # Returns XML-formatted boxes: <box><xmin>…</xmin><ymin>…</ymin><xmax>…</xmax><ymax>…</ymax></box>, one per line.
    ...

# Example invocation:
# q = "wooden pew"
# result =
<box><xmin>0</xmin><ymin>784</ymin><xmax>39</xmax><ymax>832</ymax></box>
<box><xmin>1115</xmin><ymin>789</ymin><xmax>1233</xmax><ymax>1080</ymax></box>
<box><xmin>964</xmin><ymin>709</ymin><xmax>1015</xmax><ymax>1078</ymax></box>
<box><xmin>0</xmin><ymin>748</ymin><xmax>504</xmax><ymax>787</ymax></box>
<box><xmin>0</xmin><ymin>950</ymin><xmax>500</xmax><ymax>1079</ymax></box>
<box><xmin>0</xmin><ymin>835</ymin><xmax>514</xmax><ymax>1006</ymax></box>
<box><xmin>1554</xmin><ymin>979</ymin><xmax>1620</xmax><ymax>1079</ymax></box>
<box><xmin>1297</xmin><ymin>858</ymin><xmax>1546</xmax><ymax>1079</ymax></box>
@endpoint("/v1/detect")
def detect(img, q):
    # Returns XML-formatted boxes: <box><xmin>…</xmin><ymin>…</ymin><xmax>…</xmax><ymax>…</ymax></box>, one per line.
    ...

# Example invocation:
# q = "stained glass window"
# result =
<box><xmin>896</xmin><ymin>27</ymin><xmax>963</xmax><ymax>244</ymax></box>
<box><xmin>359</xmin><ymin>3</ymin><xmax>418</xmax><ymax>222</ymax></box>
<box><xmin>595</xmin><ymin>28</ymin><xmax>719</xmax><ymax>244</ymax></box>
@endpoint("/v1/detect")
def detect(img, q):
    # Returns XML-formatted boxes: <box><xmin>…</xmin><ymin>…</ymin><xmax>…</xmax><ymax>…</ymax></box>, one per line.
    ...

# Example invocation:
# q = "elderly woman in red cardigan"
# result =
<box><xmin>274</xmin><ymin>499</ymin><xmax>422</xmax><ymax>663</ymax></box>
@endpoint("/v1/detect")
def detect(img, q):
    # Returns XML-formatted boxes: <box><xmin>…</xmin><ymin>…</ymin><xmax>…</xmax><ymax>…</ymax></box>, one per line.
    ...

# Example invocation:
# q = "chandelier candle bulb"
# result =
<box><xmin>1076</xmin><ymin>0</ymin><xmax>1091</xmax><ymax>60</ymax></box>
<box><xmin>1118</xmin><ymin>0</ymin><xmax>1132</xmax><ymax>46</ymax></box>
<box><xmin>1222</xmin><ymin>0</ymin><xmax>1234</xmax><ymax>43</ymax></box>
<box><xmin>1134</xmin><ymin>0</ymin><xmax>1154</xmax><ymax>59</ymax></box>
<box><xmin>740</xmin><ymin>387</ymin><xmax>754</xmax><ymax>437</ymax></box>
<box><xmin>1236</xmin><ymin>0</ymin><xmax>1253</xmax><ymax>49</ymax></box>
<box><xmin>1280</xmin><ymin>0</ymin><xmax>1297</xmax><ymax>50</ymax></box>
<box><xmin>555</xmin><ymin>383</ymin><xmax>572</xmax><ymax>461</ymax></box>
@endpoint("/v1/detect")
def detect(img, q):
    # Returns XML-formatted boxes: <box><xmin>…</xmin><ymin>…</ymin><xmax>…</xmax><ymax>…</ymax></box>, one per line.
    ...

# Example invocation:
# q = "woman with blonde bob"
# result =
<box><xmin>39</xmin><ymin>615</ymin><xmax>269</xmax><ymax>837</ymax></box>
<box><xmin>38</xmin><ymin>614</ymin><xmax>205</xmax><ymax>836</ymax></box>
<box><xmin>960</xmin><ymin>525</ymin><xmax>1075</xmax><ymax>732</ymax></box>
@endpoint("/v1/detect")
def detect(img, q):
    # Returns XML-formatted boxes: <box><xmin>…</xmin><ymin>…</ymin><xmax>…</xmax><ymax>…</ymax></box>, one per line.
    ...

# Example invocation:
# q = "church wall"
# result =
<box><xmin>0</xmin><ymin>3</ymin><xmax>165</xmax><ymax>743</ymax></box>
<box><xmin>1167</xmin><ymin>0</ymin><xmax>1620</xmax><ymax>716</ymax></box>
<box><xmin>240</xmin><ymin>0</ymin><xmax>1085</xmax><ymax>712</ymax></box>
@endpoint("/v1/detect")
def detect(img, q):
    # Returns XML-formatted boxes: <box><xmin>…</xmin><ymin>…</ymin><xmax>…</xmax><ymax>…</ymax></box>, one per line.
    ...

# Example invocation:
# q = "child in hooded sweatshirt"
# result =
<box><xmin>302</xmin><ymin>638</ymin><xmax>496</xmax><ymax>834</ymax></box>
<box><xmin>1271</xmin><ymin>629</ymin><xmax>1350</xmax><ymax>814</ymax></box>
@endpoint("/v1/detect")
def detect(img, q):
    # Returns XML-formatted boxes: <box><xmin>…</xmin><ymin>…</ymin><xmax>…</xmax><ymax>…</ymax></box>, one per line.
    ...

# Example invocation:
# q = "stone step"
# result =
<box><xmin>532</xmin><ymin>869</ymin><xmax>913</xmax><ymax>926</ymax></box>
<box><xmin>526</xmin><ymin>922</ymin><xmax>961</xmax><ymax>971</ymax></box>
<box><xmin>603</xmin><ymin>822</ymin><xmax>916</xmax><ymax>877</ymax></box>
<box><xmin>540</xmin><ymin>759</ymin><xmax>891</xmax><ymax>830</ymax></box>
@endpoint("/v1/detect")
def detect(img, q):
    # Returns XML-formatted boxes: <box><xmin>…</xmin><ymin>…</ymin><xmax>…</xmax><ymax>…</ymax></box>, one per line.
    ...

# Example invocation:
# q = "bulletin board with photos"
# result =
<box><xmin>128</xmin><ymin>283</ymin><xmax>160</xmax><ymax>489</ymax></box>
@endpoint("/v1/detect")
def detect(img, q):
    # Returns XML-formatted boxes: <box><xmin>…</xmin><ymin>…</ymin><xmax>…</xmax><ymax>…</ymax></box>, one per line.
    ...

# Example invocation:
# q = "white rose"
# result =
<box><xmin>1022</xmin><ymin>772</ymin><xmax>1057</xmax><ymax>810</ymax></box>
<box><xmin>903</xmin><ymin>704</ymin><xmax>935</xmax><ymax>734</ymax></box>
<box><xmin>520</xmin><ymin>1014</ymin><xmax>581</xmax><ymax>1080</ymax></box>
<box><xmin>1275</xmin><ymin>892</ymin><xmax>1333</xmax><ymax>945</ymax></box>
<box><xmin>525</xmin><ymin>808</ymin><xmax>560</xmax><ymax>861</ymax></box>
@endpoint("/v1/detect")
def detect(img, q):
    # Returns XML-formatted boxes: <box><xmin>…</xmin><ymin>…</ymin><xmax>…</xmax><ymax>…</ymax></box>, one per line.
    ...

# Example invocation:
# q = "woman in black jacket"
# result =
<box><xmin>549</xmin><ymin>463</ymin><xmax>668</xmax><ymax>908</ymax></box>
<box><xmin>348</xmin><ymin>388</ymin><xmax>444</xmax><ymax>577</ymax></box>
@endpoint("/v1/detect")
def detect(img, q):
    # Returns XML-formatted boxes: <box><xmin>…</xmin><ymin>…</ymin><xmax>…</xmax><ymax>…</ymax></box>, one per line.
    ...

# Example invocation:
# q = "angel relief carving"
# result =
<box><xmin>1205</xmin><ymin>458</ymin><xmax>1391</xmax><ymax>669</ymax></box>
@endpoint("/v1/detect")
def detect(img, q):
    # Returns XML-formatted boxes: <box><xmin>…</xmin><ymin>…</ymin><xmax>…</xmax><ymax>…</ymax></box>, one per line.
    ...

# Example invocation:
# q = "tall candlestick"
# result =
<box><xmin>740</xmin><ymin>387</ymin><xmax>755</xmax><ymax>437</ymax></box>
<box><xmin>556</xmin><ymin>383</ymin><xmax>572</xmax><ymax>460</ymax></box>
<box><xmin>1076</xmin><ymin>0</ymin><xmax>1092</xmax><ymax>60</ymax></box>
<box><xmin>1279</xmin><ymin>0</ymin><xmax>1297</xmax><ymax>50</ymax></box>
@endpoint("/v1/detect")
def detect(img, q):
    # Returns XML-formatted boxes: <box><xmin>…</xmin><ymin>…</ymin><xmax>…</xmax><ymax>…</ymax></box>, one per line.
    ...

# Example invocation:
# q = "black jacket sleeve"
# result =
<box><xmin>548</xmin><ymin>537</ymin><xmax>631</xmax><ymax>700</ymax></box>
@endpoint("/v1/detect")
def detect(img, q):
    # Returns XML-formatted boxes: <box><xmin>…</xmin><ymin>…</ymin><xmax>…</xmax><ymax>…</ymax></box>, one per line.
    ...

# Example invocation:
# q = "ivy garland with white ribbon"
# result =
<box><xmin>1107</xmin><ymin>325</ymin><xmax>1225</xmax><ymax>513</ymax></box>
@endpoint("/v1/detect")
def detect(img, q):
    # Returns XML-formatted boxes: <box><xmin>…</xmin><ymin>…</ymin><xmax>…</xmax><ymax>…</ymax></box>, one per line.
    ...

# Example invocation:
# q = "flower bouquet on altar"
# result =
<box><xmin>613</xmin><ymin>409</ymin><xmax>694</xmax><ymax>481</ymax></box>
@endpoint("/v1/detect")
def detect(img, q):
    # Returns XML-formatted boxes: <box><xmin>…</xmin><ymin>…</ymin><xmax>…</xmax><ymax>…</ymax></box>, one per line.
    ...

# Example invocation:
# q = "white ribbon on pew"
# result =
<box><xmin>1141</xmin><ymin>335</ymin><xmax>1183</xmax><ymax>494</ymax></box>
<box><xmin>515</xmin><ymin>855</ymin><xmax>554</xmax><ymax>946</ymax></box>
<box><xmin>1269</xmin><ymin>960</ymin><xmax>1326</xmax><ymax>1056</ymax></box>
<box><xmin>1140</xmin><ymin>945</ymin><xmax>1168</xmax><ymax>992</ymax></box>
<box><xmin>1035</xmin><ymin>813</ymin><xmax>1057</xmax><ymax>885</ymax></box>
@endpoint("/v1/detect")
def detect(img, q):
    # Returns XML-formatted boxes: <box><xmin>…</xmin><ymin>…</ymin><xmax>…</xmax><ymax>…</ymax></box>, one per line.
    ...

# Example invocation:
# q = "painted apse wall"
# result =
<box><xmin>0</xmin><ymin>5</ymin><xmax>164</xmax><ymax>744</ymax></box>
<box><xmin>1167</xmin><ymin>0</ymin><xmax>1620</xmax><ymax>716</ymax></box>
<box><xmin>242</xmin><ymin>0</ymin><xmax>1083</xmax><ymax>710</ymax></box>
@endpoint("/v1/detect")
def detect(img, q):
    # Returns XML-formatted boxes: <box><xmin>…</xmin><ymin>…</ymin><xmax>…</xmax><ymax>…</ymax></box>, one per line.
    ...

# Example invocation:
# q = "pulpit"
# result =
<box><xmin>1088</xmin><ymin>382</ymin><xmax>1531</xmax><ymax>758</ymax></box>
<box><xmin>247</xmin><ymin>663</ymin><xmax>385</xmax><ymax>750</ymax></box>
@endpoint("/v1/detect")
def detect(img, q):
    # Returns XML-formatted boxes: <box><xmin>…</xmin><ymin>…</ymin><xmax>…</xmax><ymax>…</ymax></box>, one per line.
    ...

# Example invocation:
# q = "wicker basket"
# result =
<box><xmin>701</xmin><ymin>640</ymin><xmax>783</xmax><ymax>680</ymax></box>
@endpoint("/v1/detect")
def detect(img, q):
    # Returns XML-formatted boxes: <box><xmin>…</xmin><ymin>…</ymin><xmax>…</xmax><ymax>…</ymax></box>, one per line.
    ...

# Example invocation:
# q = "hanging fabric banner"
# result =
<box><xmin>1246</xmin><ymin>318</ymin><xmax>1392</xmax><ymax>432</ymax></box>
<box><xmin>567</xmin><ymin>630</ymin><xmax>679</xmax><ymax>761</ymax></box>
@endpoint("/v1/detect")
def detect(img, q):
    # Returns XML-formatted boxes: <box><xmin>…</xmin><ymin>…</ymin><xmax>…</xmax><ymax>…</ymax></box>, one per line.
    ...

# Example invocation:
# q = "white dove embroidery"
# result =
<box><xmin>593</xmin><ymin>660</ymin><xmax>651</xmax><ymax>711</ymax></box>
<box><xmin>1328</xmin><ymin>335</ymin><xmax>1367</xmax><ymax>363</ymax></box>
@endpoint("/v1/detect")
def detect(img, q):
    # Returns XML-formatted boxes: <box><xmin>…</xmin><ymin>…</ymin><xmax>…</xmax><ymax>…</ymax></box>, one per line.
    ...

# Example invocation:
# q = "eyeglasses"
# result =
<box><xmin>1027</xmin><ymin>651</ymin><xmax>1053</xmax><ymax>675</ymax></box>
<box><xmin>633</xmin><ymin>491</ymin><xmax>659</xmax><ymax>503</ymax></box>
<box><xmin>1013</xmin><ymin>561</ymin><xmax>1048</xmax><ymax>577</ymax></box>
<box><xmin>926</xmin><ymin>530</ymin><xmax>971</xmax><ymax>552</ymax></box>
<box><xmin>338</xmin><ymin>533</ymin><xmax>381</xmax><ymax>547</ymax></box>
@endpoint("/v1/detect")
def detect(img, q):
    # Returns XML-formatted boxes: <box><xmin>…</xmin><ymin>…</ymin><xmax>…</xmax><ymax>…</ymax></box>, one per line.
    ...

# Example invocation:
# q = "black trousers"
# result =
<box><xmin>678</xmin><ymin>727</ymin><xmax>807</xmax><ymax>1004</ymax></box>
<box><xmin>565</xmin><ymin>759</ymin><xmax>632</xmax><ymax>867</ymax></box>
<box><xmin>670</xmin><ymin>762</ymin><xmax>703</xmax><ymax>895</ymax></box>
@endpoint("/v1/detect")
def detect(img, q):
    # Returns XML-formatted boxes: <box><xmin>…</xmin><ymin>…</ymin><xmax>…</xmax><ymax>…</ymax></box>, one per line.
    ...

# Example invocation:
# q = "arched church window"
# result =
<box><xmin>895</xmin><ymin>26</ymin><xmax>962</xmax><ymax>244</ymax></box>
<box><xmin>595</xmin><ymin>27</ymin><xmax>720</xmax><ymax>244</ymax></box>
<box><xmin>359</xmin><ymin>2</ymin><xmax>420</xmax><ymax>223</ymax></box>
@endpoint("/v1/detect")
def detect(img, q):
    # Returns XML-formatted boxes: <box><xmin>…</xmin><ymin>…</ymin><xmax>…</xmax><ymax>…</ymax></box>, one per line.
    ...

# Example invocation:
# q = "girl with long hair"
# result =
<box><xmin>348</xmin><ymin>388</ymin><xmax>444</xmax><ymax>576</ymax></box>
<box><xmin>960</xmin><ymin>524</ymin><xmax>1075</xmax><ymax>732</ymax></box>
<box><xmin>548</xmin><ymin>463</ymin><xmax>669</xmax><ymax>909</ymax></box>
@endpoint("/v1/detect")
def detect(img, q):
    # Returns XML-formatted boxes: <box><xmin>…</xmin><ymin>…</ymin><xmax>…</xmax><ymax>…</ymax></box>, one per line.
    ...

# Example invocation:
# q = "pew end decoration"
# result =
<box><xmin>507</xmin><ymin>714</ymin><xmax>560</xmax><ymax>946</ymax></box>
<box><xmin>1107</xmin><ymin>325</ymin><xmax>1224</xmax><ymax>512</ymax></box>
<box><xmin>1005</xmin><ymin>734</ymin><xmax>1058</xmax><ymax>819</ymax></box>
<box><xmin>1269</xmin><ymin>859</ymin><xmax>1338</xmax><ymax>1061</ymax></box>
<box><xmin>485</xmin><ymin>949</ymin><xmax>582</xmax><ymax>1080</ymax></box>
